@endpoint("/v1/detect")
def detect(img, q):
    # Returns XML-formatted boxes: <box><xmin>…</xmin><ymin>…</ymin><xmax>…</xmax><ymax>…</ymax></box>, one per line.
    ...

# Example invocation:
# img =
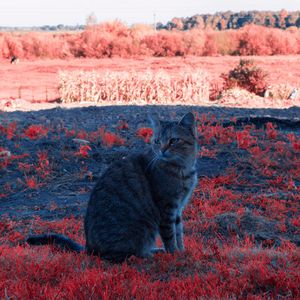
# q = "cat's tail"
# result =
<box><xmin>26</xmin><ymin>233</ymin><xmax>85</xmax><ymax>253</ymax></box>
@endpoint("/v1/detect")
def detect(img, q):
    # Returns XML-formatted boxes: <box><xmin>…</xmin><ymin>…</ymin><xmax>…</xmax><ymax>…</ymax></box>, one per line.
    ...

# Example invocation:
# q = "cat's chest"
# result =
<box><xmin>179</xmin><ymin>173</ymin><xmax>198</xmax><ymax>209</ymax></box>
<box><xmin>156</xmin><ymin>168</ymin><xmax>197</xmax><ymax>204</ymax></box>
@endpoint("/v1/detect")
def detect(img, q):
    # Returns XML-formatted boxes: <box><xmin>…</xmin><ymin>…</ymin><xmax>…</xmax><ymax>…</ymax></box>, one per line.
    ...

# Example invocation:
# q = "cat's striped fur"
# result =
<box><xmin>27</xmin><ymin>112</ymin><xmax>198</xmax><ymax>263</ymax></box>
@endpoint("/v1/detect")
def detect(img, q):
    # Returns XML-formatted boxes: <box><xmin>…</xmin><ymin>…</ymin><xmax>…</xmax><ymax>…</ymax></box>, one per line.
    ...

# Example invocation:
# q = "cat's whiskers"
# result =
<box><xmin>145</xmin><ymin>153</ymin><xmax>159</xmax><ymax>171</ymax></box>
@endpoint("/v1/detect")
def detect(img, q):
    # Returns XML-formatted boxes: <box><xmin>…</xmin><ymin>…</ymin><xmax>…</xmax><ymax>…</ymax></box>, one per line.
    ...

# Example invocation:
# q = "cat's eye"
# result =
<box><xmin>169</xmin><ymin>138</ymin><xmax>180</xmax><ymax>145</ymax></box>
<box><xmin>154</xmin><ymin>139</ymin><xmax>161</xmax><ymax>144</ymax></box>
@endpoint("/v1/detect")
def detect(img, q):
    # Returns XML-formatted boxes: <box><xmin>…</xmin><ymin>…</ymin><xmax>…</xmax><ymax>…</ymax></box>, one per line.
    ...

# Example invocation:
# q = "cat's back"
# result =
<box><xmin>84</xmin><ymin>150</ymin><xmax>160</xmax><ymax>257</ymax></box>
<box><xmin>90</xmin><ymin>150</ymin><xmax>152</xmax><ymax>205</ymax></box>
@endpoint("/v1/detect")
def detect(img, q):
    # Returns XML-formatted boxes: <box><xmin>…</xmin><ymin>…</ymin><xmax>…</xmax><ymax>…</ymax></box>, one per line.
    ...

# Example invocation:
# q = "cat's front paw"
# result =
<box><xmin>165</xmin><ymin>245</ymin><xmax>178</xmax><ymax>254</ymax></box>
<box><xmin>151</xmin><ymin>248</ymin><xmax>165</xmax><ymax>254</ymax></box>
<box><xmin>177</xmin><ymin>245</ymin><xmax>185</xmax><ymax>252</ymax></box>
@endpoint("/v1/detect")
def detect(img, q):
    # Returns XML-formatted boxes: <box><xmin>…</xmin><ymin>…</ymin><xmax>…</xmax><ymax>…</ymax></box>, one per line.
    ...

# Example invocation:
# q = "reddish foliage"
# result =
<box><xmin>24</xmin><ymin>125</ymin><xmax>48</xmax><ymax>140</ymax></box>
<box><xmin>117</xmin><ymin>120</ymin><xmax>129</xmax><ymax>130</ymax></box>
<box><xmin>1</xmin><ymin>24</ymin><xmax>300</xmax><ymax>60</ymax></box>
<box><xmin>287</xmin><ymin>133</ymin><xmax>300</xmax><ymax>151</ymax></box>
<box><xmin>36</xmin><ymin>151</ymin><xmax>51</xmax><ymax>178</ymax></box>
<box><xmin>221</xmin><ymin>59</ymin><xmax>269</xmax><ymax>96</ymax></box>
<box><xmin>0</xmin><ymin>122</ymin><xmax>17</xmax><ymax>140</ymax></box>
<box><xmin>266</xmin><ymin>122</ymin><xmax>278</xmax><ymax>140</ymax></box>
<box><xmin>98</xmin><ymin>128</ymin><xmax>125</xmax><ymax>148</ymax></box>
<box><xmin>65</xmin><ymin>129</ymin><xmax>76</xmax><ymax>137</ymax></box>
<box><xmin>198</xmin><ymin>123</ymin><xmax>236</xmax><ymax>145</ymax></box>
<box><xmin>136</xmin><ymin>127</ymin><xmax>153</xmax><ymax>143</ymax></box>
<box><xmin>199</xmin><ymin>146</ymin><xmax>217</xmax><ymax>158</ymax></box>
<box><xmin>142</xmin><ymin>31</ymin><xmax>185</xmax><ymax>57</ymax></box>
<box><xmin>24</xmin><ymin>176</ymin><xmax>39</xmax><ymax>189</ymax></box>
<box><xmin>76</xmin><ymin>145</ymin><xmax>92</xmax><ymax>158</ymax></box>
<box><xmin>202</xmin><ymin>34</ymin><xmax>218</xmax><ymax>56</ymax></box>
<box><xmin>76</xmin><ymin>130</ymin><xmax>89</xmax><ymax>140</ymax></box>
<box><xmin>18</xmin><ymin>162</ymin><xmax>31</xmax><ymax>173</ymax></box>
<box><xmin>0</xmin><ymin>217</ymin><xmax>299</xmax><ymax>299</ymax></box>
<box><xmin>236</xmin><ymin>130</ymin><xmax>257</xmax><ymax>149</ymax></box>
<box><xmin>237</xmin><ymin>25</ymin><xmax>299</xmax><ymax>56</ymax></box>
<box><xmin>0</xmin><ymin>116</ymin><xmax>299</xmax><ymax>299</ymax></box>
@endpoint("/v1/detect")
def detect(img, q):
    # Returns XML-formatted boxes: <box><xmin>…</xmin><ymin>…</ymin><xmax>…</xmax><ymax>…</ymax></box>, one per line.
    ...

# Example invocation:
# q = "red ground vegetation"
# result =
<box><xmin>23</xmin><ymin>125</ymin><xmax>49</xmax><ymax>140</ymax></box>
<box><xmin>136</xmin><ymin>128</ymin><xmax>153</xmax><ymax>143</ymax></box>
<box><xmin>1</xmin><ymin>23</ymin><xmax>300</xmax><ymax>60</ymax></box>
<box><xmin>0</xmin><ymin>218</ymin><xmax>299</xmax><ymax>299</ymax></box>
<box><xmin>0</xmin><ymin>113</ymin><xmax>299</xmax><ymax>299</ymax></box>
<box><xmin>76</xmin><ymin>145</ymin><xmax>92</xmax><ymax>158</ymax></box>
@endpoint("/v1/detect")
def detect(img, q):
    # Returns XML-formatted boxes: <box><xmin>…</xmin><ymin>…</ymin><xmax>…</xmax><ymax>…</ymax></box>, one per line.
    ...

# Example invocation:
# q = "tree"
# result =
<box><xmin>86</xmin><ymin>13</ymin><xmax>98</xmax><ymax>26</ymax></box>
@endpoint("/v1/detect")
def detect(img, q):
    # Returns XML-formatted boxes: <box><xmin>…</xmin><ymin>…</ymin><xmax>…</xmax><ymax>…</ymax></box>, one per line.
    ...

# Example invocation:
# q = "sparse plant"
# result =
<box><xmin>136</xmin><ymin>127</ymin><xmax>153</xmax><ymax>143</ymax></box>
<box><xmin>221</xmin><ymin>59</ymin><xmax>269</xmax><ymax>96</ymax></box>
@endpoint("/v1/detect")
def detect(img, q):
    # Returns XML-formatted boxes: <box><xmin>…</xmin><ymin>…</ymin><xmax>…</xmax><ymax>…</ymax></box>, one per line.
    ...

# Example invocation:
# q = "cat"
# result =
<box><xmin>26</xmin><ymin>112</ymin><xmax>198</xmax><ymax>263</ymax></box>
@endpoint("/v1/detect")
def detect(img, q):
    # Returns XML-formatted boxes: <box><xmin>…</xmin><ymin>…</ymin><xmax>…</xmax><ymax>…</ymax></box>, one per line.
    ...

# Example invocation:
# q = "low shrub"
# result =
<box><xmin>221</xmin><ymin>59</ymin><xmax>269</xmax><ymax>96</ymax></box>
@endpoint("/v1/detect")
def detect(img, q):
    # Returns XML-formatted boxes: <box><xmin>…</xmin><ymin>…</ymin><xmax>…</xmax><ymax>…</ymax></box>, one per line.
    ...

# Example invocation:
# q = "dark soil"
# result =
<box><xmin>1</xmin><ymin>105</ymin><xmax>299</xmax><ymax>247</ymax></box>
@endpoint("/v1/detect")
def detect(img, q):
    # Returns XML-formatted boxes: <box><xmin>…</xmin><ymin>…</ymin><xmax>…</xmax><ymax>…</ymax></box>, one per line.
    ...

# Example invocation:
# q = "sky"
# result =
<box><xmin>0</xmin><ymin>0</ymin><xmax>299</xmax><ymax>27</ymax></box>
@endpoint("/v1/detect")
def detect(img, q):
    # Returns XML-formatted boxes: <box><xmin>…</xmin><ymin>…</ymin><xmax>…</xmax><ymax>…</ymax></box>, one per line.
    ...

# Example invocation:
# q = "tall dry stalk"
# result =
<box><xmin>58</xmin><ymin>70</ymin><xmax>210</xmax><ymax>105</ymax></box>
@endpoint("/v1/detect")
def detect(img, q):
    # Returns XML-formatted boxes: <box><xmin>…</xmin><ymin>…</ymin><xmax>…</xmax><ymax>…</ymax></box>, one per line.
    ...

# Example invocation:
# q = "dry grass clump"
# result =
<box><xmin>264</xmin><ymin>84</ymin><xmax>299</xmax><ymax>100</ymax></box>
<box><xmin>218</xmin><ymin>87</ymin><xmax>263</xmax><ymax>104</ymax></box>
<box><xmin>58</xmin><ymin>70</ymin><xmax>210</xmax><ymax>105</ymax></box>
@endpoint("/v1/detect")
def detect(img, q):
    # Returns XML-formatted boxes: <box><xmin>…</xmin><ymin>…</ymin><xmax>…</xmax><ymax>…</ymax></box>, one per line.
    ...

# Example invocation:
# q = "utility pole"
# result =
<box><xmin>153</xmin><ymin>13</ymin><xmax>157</xmax><ymax>31</ymax></box>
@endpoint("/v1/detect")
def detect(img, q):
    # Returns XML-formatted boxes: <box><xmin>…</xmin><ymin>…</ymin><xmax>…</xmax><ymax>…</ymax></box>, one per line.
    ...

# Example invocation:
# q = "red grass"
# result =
<box><xmin>24</xmin><ymin>176</ymin><xmax>39</xmax><ymax>189</ymax></box>
<box><xmin>76</xmin><ymin>145</ymin><xmax>92</xmax><ymax>158</ymax></box>
<box><xmin>0</xmin><ymin>116</ymin><xmax>299</xmax><ymax>299</ymax></box>
<box><xmin>117</xmin><ymin>120</ymin><xmax>129</xmax><ymax>130</ymax></box>
<box><xmin>0</xmin><ymin>122</ymin><xmax>17</xmax><ymax>140</ymax></box>
<box><xmin>199</xmin><ymin>146</ymin><xmax>217</xmax><ymax>158</ymax></box>
<box><xmin>95</xmin><ymin>127</ymin><xmax>125</xmax><ymax>148</ymax></box>
<box><xmin>0</xmin><ymin>216</ymin><xmax>299</xmax><ymax>299</ymax></box>
<box><xmin>23</xmin><ymin>125</ymin><xmax>48</xmax><ymax>140</ymax></box>
<box><xmin>36</xmin><ymin>151</ymin><xmax>51</xmax><ymax>178</ymax></box>
<box><xmin>136</xmin><ymin>128</ymin><xmax>153</xmax><ymax>143</ymax></box>
<box><xmin>236</xmin><ymin>130</ymin><xmax>257</xmax><ymax>149</ymax></box>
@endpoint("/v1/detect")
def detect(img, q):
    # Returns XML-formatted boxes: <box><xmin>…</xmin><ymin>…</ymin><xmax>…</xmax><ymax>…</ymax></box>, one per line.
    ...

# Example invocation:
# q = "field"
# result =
<box><xmin>0</xmin><ymin>41</ymin><xmax>300</xmax><ymax>298</ymax></box>
<box><xmin>1</xmin><ymin>55</ymin><xmax>300</xmax><ymax>108</ymax></box>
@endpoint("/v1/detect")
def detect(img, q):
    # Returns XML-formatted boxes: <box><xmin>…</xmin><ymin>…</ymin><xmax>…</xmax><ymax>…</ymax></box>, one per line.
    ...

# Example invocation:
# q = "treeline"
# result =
<box><xmin>0</xmin><ymin>24</ymin><xmax>84</xmax><ymax>32</ymax></box>
<box><xmin>158</xmin><ymin>10</ymin><xmax>300</xmax><ymax>30</ymax></box>
<box><xmin>1</xmin><ymin>22</ymin><xmax>300</xmax><ymax>59</ymax></box>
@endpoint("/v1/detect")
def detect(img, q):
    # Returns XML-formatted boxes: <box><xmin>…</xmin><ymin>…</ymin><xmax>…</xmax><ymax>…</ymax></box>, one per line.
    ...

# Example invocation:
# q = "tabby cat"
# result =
<box><xmin>27</xmin><ymin>112</ymin><xmax>198</xmax><ymax>263</ymax></box>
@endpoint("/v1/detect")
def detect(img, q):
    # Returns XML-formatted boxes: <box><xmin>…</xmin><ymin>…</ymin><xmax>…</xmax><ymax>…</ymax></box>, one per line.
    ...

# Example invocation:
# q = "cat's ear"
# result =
<box><xmin>179</xmin><ymin>112</ymin><xmax>196</xmax><ymax>137</ymax></box>
<box><xmin>179</xmin><ymin>112</ymin><xmax>195</xmax><ymax>129</ymax></box>
<box><xmin>148</xmin><ymin>114</ymin><xmax>160</xmax><ymax>133</ymax></box>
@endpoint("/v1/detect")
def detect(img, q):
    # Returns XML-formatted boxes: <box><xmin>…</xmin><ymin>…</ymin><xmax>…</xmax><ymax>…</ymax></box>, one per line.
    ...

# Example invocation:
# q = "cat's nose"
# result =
<box><xmin>161</xmin><ymin>144</ymin><xmax>169</xmax><ymax>154</ymax></box>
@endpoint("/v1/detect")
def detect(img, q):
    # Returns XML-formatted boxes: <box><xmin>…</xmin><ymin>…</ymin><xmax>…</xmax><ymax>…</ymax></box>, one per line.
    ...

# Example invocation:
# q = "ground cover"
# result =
<box><xmin>0</xmin><ymin>105</ymin><xmax>299</xmax><ymax>299</ymax></box>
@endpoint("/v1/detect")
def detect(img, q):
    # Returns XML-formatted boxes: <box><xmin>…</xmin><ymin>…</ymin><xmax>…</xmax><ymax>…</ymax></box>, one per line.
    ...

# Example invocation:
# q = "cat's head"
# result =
<box><xmin>149</xmin><ymin>112</ymin><xmax>198</xmax><ymax>167</ymax></box>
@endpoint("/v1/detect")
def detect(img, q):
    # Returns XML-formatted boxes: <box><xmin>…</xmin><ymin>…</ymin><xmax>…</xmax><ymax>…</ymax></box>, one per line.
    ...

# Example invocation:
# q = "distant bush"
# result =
<box><xmin>237</xmin><ymin>25</ymin><xmax>299</xmax><ymax>55</ymax></box>
<box><xmin>58</xmin><ymin>70</ymin><xmax>210</xmax><ymax>104</ymax></box>
<box><xmin>221</xmin><ymin>59</ymin><xmax>269</xmax><ymax>96</ymax></box>
<box><xmin>0</xmin><ymin>23</ymin><xmax>300</xmax><ymax>59</ymax></box>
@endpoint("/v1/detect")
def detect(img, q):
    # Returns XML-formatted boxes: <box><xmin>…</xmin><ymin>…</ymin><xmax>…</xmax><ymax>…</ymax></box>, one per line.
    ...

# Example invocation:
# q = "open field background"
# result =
<box><xmin>1</xmin><ymin>55</ymin><xmax>300</xmax><ymax>108</ymax></box>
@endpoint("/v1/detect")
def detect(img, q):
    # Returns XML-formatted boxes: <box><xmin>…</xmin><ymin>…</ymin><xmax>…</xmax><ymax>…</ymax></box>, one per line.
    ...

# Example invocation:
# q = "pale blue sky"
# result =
<box><xmin>0</xmin><ymin>0</ymin><xmax>299</xmax><ymax>27</ymax></box>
